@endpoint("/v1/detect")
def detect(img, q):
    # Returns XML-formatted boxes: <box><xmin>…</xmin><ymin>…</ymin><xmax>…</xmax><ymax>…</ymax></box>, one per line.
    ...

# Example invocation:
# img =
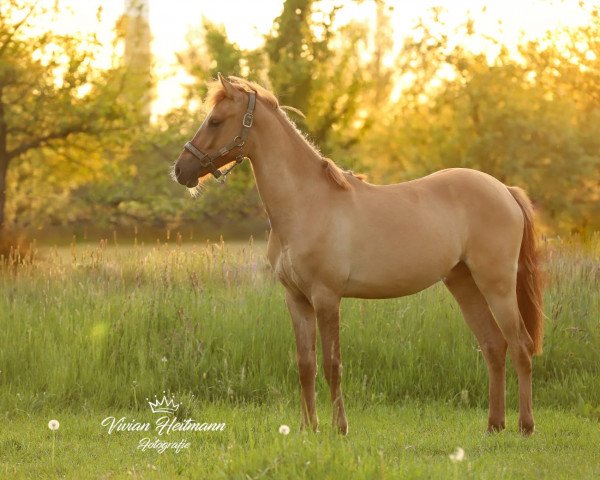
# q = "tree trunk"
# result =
<box><xmin>0</xmin><ymin>86</ymin><xmax>6</xmax><ymax>230</ymax></box>
<box><xmin>0</xmin><ymin>85</ymin><xmax>9</xmax><ymax>232</ymax></box>
<box><xmin>0</xmin><ymin>156</ymin><xmax>6</xmax><ymax>230</ymax></box>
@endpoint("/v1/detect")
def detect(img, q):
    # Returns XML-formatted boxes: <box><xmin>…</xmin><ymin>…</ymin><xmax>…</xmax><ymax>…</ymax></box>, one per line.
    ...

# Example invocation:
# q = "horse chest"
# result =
<box><xmin>273</xmin><ymin>248</ymin><xmax>305</xmax><ymax>294</ymax></box>
<box><xmin>272</xmin><ymin>243</ymin><xmax>340</xmax><ymax>297</ymax></box>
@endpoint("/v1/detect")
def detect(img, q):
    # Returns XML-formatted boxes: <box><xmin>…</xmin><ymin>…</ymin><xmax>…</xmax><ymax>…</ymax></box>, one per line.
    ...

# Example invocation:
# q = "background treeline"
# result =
<box><xmin>1</xmin><ymin>0</ymin><xmax>599</xmax><ymax>238</ymax></box>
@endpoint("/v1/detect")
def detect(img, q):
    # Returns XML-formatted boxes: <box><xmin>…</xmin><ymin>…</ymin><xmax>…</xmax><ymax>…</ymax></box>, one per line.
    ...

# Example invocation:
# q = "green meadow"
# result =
<box><xmin>1</xmin><ymin>235</ymin><xmax>599</xmax><ymax>479</ymax></box>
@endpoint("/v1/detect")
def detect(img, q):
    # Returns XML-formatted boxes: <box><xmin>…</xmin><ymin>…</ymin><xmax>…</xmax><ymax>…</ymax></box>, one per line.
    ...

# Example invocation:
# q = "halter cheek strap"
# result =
<box><xmin>183</xmin><ymin>91</ymin><xmax>256</xmax><ymax>181</ymax></box>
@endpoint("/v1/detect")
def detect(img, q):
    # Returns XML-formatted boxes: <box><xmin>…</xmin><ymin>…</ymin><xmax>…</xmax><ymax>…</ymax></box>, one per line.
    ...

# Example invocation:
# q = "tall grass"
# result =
<box><xmin>0</xmin><ymin>235</ymin><xmax>598</xmax><ymax>414</ymax></box>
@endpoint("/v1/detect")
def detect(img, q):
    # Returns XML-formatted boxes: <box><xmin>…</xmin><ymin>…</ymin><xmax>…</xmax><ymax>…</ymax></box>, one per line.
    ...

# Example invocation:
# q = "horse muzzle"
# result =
<box><xmin>173</xmin><ymin>154</ymin><xmax>201</xmax><ymax>188</ymax></box>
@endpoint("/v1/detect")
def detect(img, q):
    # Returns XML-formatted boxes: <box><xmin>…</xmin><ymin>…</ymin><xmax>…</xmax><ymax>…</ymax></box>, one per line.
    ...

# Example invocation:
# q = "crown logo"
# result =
<box><xmin>146</xmin><ymin>393</ymin><xmax>180</xmax><ymax>414</ymax></box>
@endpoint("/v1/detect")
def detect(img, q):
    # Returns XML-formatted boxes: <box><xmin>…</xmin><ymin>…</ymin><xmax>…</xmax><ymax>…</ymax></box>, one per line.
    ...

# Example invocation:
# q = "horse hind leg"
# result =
<box><xmin>444</xmin><ymin>262</ymin><xmax>508</xmax><ymax>432</ymax></box>
<box><xmin>468</xmin><ymin>262</ymin><xmax>536</xmax><ymax>435</ymax></box>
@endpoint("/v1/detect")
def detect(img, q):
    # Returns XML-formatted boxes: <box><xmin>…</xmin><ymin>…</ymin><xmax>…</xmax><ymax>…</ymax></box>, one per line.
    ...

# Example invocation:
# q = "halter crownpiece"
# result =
<box><xmin>183</xmin><ymin>90</ymin><xmax>257</xmax><ymax>181</ymax></box>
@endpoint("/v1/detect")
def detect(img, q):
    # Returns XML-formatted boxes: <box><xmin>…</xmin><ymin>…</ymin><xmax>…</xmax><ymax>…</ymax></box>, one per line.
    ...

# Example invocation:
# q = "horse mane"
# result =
<box><xmin>205</xmin><ymin>76</ymin><xmax>365</xmax><ymax>190</ymax></box>
<box><xmin>321</xmin><ymin>158</ymin><xmax>368</xmax><ymax>190</ymax></box>
<box><xmin>318</xmin><ymin>158</ymin><xmax>347</xmax><ymax>190</ymax></box>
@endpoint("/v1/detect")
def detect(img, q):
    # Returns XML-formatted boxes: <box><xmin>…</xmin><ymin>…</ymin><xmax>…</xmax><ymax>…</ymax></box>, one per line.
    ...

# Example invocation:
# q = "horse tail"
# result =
<box><xmin>508</xmin><ymin>186</ymin><xmax>544</xmax><ymax>355</ymax></box>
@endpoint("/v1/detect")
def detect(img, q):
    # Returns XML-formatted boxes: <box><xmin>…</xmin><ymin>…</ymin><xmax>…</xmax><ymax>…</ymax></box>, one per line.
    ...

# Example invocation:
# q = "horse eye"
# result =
<box><xmin>209</xmin><ymin>118</ymin><xmax>222</xmax><ymax>127</ymax></box>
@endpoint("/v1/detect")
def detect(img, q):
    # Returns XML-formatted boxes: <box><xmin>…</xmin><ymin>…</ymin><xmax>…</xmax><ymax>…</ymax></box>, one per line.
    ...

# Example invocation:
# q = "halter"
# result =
<box><xmin>183</xmin><ymin>91</ymin><xmax>256</xmax><ymax>181</ymax></box>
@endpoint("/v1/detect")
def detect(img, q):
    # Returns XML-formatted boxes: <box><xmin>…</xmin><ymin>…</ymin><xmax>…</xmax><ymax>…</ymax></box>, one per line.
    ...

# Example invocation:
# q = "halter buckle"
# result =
<box><xmin>242</xmin><ymin>112</ymin><xmax>253</xmax><ymax>128</ymax></box>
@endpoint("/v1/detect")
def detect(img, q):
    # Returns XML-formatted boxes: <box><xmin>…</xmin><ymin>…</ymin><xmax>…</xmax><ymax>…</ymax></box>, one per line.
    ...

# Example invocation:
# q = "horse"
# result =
<box><xmin>173</xmin><ymin>74</ymin><xmax>543</xmax><ymax>436</ymax></box>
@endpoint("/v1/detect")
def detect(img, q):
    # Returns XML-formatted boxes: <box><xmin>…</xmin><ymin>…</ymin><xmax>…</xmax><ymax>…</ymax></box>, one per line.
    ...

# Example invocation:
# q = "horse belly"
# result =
<box><xmin>342</xmin><ymin>230</ymin><xmax>461</xmax><ymax>299</ymax></box>
<box><xmin>343</xmin><ymin>261</ymin><xmax>448</xmax><ymax>299</ymax></box>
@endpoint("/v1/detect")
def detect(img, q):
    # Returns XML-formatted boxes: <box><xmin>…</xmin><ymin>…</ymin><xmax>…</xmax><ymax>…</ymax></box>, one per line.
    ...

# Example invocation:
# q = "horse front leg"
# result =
<box><xmin>313</xmin><ymin>291</ymin><xmax>348</xmax><ymax>435</ymax></box>
<box><xmin>285</xmin><ymin>290</ymin><xmax>318</xmax><ymax>431</ymax></box>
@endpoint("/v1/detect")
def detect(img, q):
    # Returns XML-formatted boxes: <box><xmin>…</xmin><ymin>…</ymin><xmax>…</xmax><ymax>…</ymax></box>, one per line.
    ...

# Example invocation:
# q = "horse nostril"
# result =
<box><xmin>175</xmin><ymin>166</ymin><xmax>181</xmax><ymax>177</ymax></box>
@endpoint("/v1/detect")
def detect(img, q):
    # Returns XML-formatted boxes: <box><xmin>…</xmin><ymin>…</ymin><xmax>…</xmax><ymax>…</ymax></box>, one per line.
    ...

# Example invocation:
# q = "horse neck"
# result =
<box><xmin>248</xmin><ymin>109</ymin><xmax>328</xmax><ymax>236</ymax></box>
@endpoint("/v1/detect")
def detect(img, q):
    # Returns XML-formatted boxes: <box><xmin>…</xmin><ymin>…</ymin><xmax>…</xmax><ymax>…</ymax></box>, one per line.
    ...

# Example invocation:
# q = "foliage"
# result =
<box><xmin>355</xmin><ymin>6</ymin><xmax>600</xmax><ymax>231</ymax></box>
<box><xmin>263</xmin><ymin>0</ymin><xmax>377</xmax><ymax>158</ymax></box>
<box><xmin>1</xmin><ymin>0</ymin><xmax>599</xmax><ymax>233</ymax></box>
<box><xmin>177</xmin><ymin>19</ymin><xmax>244</xmax><ymax>102</ymax></box>
<box><xmin>0</xmin><ymin>0</ymin><xmax>145</xmax><ymax>228</ymax></box>
<box><xmin>170</xmin><ymin>1</ymin><xmax>599</xmax><ymax>233</ymax></box>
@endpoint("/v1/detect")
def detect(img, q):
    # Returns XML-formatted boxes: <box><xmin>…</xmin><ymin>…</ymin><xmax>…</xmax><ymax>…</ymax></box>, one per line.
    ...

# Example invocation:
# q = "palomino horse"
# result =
<box><xmin>174</xmin><ymin>74</ymin><xmax>543</xmax><ymax>436</ymax></box>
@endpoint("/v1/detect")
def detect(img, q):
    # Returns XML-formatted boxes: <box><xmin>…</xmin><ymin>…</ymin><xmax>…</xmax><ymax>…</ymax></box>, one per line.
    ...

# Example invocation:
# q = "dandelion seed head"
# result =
<box><xmin>48</xmin><ymin>419</ymin><xmax>60</xmax><ymax>431</ymax></box>
<box><xmin>278</xmin><ymin>424</ymin><xmax>290</xmax><ymax>435</ymax></box>
<box><xmin>449</xmin><ymin>447</ymin><xmax>465</xmax><ymax>463</ymax></box>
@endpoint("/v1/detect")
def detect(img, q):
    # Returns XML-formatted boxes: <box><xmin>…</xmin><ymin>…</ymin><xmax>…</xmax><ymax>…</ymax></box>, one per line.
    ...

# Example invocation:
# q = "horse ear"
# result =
<box><xmin>218</xmin><ymin>72</ymin><xmax>239</xmax><ymax>99</ymax></box>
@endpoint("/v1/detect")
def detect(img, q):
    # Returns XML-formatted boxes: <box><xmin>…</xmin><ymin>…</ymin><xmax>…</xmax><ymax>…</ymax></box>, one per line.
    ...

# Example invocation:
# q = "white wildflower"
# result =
<box><xmin>278</xmin><ymin>424</ymin><xmax>290</xmax><ymax>435</ymax></box>
<box><xmin>449</xmin><ymin>447</ymin><xmax>465</xmax><ymax>463</ymax></box>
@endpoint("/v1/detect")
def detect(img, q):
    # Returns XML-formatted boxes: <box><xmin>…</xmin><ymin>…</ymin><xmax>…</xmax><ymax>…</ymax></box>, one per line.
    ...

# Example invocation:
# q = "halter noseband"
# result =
<box><xmin>183</xmin><ymin>91</ymin><xmax>256</xmax><ymax>181</ymax></box>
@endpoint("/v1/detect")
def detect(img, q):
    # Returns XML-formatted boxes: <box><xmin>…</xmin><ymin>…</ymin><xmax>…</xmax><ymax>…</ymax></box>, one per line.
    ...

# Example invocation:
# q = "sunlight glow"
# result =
<box><xmin>31</xmin><ymin>0</ymin><xmax>591</xmax><ymax>117</ymax></box>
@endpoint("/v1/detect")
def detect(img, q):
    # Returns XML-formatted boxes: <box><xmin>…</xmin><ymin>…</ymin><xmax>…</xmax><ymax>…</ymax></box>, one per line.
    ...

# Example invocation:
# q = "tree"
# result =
<box><xmin>264</xmin><ymin>0</ymin><xmax>371</xmax><ymax>154</ymax></box>
<box><xmin>0</xmin><ymin>1</ymin><xmax>144</xmax><ymax>229</ymax></box>
<box><xmin>356</xmin><ymin>6</ymin><xmax>600</xmax><ymax>231</ymax></box>
<box><xmin>180</xmin><ymin>1</ymin><xmax>378</xmax><ymax>155</ymax></box>
<box><xmin>177</xmin><ymin>19</ymin><xmax>244</xmax><ymax>103</ymax></box>
<box><xmin>161</xmin><ymin>0</ymin><xmax>398</xmax><ymax>231</ymax></box>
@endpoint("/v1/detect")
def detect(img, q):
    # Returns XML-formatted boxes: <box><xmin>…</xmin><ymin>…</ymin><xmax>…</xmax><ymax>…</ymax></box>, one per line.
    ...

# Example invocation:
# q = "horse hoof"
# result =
<box><xmin>487</xmin><ymin>421</ymin><xmax>506</xmax><ymax>433</ymax></box>
<box><xmin>337</xmin><ymin>421</ymin><xmax>348</xmax><ymax>436</ymax></box>
<box><xmin>300</xmin><ymin>424</ymin><xmax>319</xmax><ymax>433</ymax></box>
<box><xmin>300</xmin><ymin>422</ymin><xmax>319</xmax><ymax>433</ymax></box>
<box><xmin>519</xmin><ymin>420</ymin><xmax>535</xmax><ymax>436</ymax></box>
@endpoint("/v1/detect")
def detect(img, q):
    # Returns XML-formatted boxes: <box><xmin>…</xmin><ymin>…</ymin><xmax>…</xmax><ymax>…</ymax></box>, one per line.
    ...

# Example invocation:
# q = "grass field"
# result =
<box><xmin>0</xmin><ymin>234</ymin><xmax>599</xmax><ymax>478</ymax></box>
